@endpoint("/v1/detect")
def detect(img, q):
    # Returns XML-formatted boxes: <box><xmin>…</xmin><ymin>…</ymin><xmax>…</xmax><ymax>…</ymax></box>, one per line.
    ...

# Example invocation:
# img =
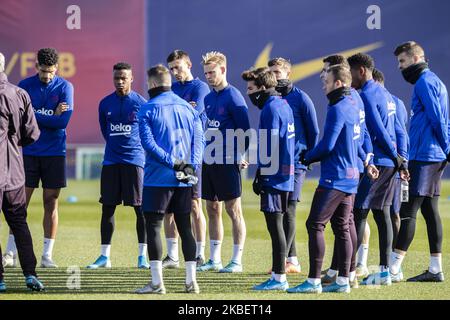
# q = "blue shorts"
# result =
<box><xmin>142</xmin><ymin>187</ymin><xmax>192</xmax><ymax>214</ymax></box>
<box><xmin>409</xmin><ymin>160</ymin><xmax>446</xmax><ymax>197</ymax></box>
<box><xmin>354</xmin><ymin>166</ymin><xmax>396</xmax><ymax>210</ymax></box>
<box><xmin>260</xmin><ymin>187</ymin><xmax>289</xmax><ymax>213</ymax></box>
<box><xmin>24</xmin><ymin>156</ymin><xmax>66</xmax><ymax>189</ymax></box>
<box><xmin>201</xmin><ymin>163</ymin><xmax>242</xmax><ymax>201</ymax></box>
<box><xmin>391</xmin><ymin>177</ymin><xmax>401</xmax><ymax>214</ymax></box>
<box><xmin>288</xmin><ymin>169</ymin><xmax>306</xmax><ymax>202</ymax></box>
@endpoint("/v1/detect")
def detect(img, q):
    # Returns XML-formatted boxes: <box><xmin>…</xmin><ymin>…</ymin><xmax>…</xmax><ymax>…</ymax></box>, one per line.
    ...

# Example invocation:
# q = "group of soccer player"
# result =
<box><xmin>0</xmin><ymin>40</ymin><xmax>447</xmax><ymax>294</ymax></box>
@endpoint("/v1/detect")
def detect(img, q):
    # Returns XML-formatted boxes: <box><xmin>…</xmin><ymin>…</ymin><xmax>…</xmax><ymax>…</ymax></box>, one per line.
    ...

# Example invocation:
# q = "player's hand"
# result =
<box><xmin>364</xmin><ymin>153</ymin><xmax>374</xmax><ymax>168</ymax></box>
<box><xmin>54</xmin><ymin>102</ymin><xmax>69</xmax><ymax>116</ymax></box>
<box><xmin>239</xmin><ymin>159</ymin><xmax>249</xmax><ymax>170</ymax></box>
<box><xmin>367</xmin><ymin>164</ymin><xmax>379</xmax><ymax>180</ymax></box>
<box><xmin>395</xmin><ymin>154</ymin><xmax>407</xmax><ymax>170</ymax></box>
<box><xmin>400</xmin><ymin>169</ymin><xmax>410</xmax><ymax>181</ymax></box>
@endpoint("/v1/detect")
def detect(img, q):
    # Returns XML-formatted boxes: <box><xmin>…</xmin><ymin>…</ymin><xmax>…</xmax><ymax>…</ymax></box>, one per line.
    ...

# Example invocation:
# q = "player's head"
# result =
<box><xmin>113</xmin><ymin>62</ymin><xmax>133</xmax><ymax>96</ymax></box>
<box><xmin>268</xmin><ymin>57</ymin><xmax>291</xmax><ymax>80</ymax></box>
<box><xmin>394</xmin><ymin>41</ymin><xmax>426</xmax><ymax>71</ymax></box>
<box><xmin>321</xmin><ymin>55</ymin><xmax>349</xmax><ymax>80</ymax></box>
<box><xmin>36</xmin><ymin>48</ymin><xmax>59</xmax><ymax>84</ymax></box>
<box><xmin>347</xmin><ymin>53</ymin><xmax>375</xmax><ymax>90</ymax></box>
<box><xmin>201</xmin><ymin>51</ymin><xmax>227</xmax><ymax>89</ymax></box>
<box><xmin>372</xmin><ymin>68</ymin><xmax>385</xmax><ymax>86</ymax></box>
<box><xmin>147</xmin><ymin>64</ymin><xmax>171</xmax><ymax>90</ymax></box>
<box><xmin>323</xmin><ymin>64</ymin><xmax>352</xmax><ymax>95</ymax></box>
<box><xmin>167</xmin><ymin>50</ymin><xmax>193</xmax><ymax>83</ymax></box>
<box><xmin>242</xmin><ymin>67</ymin><xmax>277</xmax><ymax>108</ymax></box>
<box><xmin>0</xmin><ymin>52</ymin><xmax>5</xmax><ymax>73</ymax></box>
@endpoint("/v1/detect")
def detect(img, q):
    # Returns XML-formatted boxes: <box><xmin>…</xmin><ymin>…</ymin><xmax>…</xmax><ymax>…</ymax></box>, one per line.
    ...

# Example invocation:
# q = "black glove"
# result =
<box><xmin>252</xmin><ymin>168</ymin><xmax>263</xmax><ymax>196</ymax></box>
<box><xmin>299</xmin><ymin>151</ymin><xmax>312</xmax><ymax>169</ymax></box>
<box><xmin>395</xmin><ymin>154</ymin><xmax>407</xmax><ymax>171</ymax></box>
<box><xmin>174</xmin><ymin>159</ymin><xmax>195</xmax><ymax>176</ymax></box>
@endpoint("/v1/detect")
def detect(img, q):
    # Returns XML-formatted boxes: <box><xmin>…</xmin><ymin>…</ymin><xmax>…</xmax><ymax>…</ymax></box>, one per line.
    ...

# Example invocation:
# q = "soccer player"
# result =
<box><xmin>319</xmin><ymin>55</ymin><xmax>378</xmax><ymax>287</ymax></box>
<box><xmin>162</xmin><ymin>50</ymin><xmax>210</xmax><ymax>268</ymax></box>
<box><xmin>348</xmin><ymin>53</ymin><xmax>408</xmax><ymax>286</ymax></box>
<box><xmin>198</xmin><ymin>51</ymin><xmax>250</xmax><ymax>273</ymax></box>
<box><xmin>0</xmin><ymin>52</ymin><xmax>44</xmax><ymax>292</ymax></box>
<box><xmin>268</xmin><ymin>57</ymin><xmax>319</xmax><ymax>274</ymax></box>
<box><xmin>287</xmin><ymin>65</ymin><xmax>360</xmax><ymax>294</ymax></box>
<box><xmin>241</xmin><ymin>67</ymin><xmax>295</xmax><ymax>291</ymax></box>
<box><xmin>390</xmin><ymin>41</ymin><xmax>448</xmax><ymax>282</ymax></box>
<box><xmin>372</xmin><ymin>68</ymin><xmax>409</xmax><ymax>249</ymax></box>
<box><xmin>3</xmin><ymin>48</ymin><xmax>74</xmax><ymax>268</ymax></box>
<box><xmin>86</xmin><ymin>62</ymin><xmax>148</xmax><ymax>269</ymax></box>
<box><xmin>135</xmin><ymin>65</ymin><xmax>203</xmax><ymax>294</ymax></box>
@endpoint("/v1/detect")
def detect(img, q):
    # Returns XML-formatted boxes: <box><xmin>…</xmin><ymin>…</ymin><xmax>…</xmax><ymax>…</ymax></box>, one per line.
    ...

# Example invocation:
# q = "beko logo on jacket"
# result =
<box><xmin>110</xmin><ymin>123</ymin><xmax>132</xmax><ymax>136</ymax></box>
<box><xmin>208</xmin><ymin>119</ymin><xmax>220</xmax><ymax>129</ymax></box>
<box><xmin>34</xmin><ymin>108</ymin><xmax>54</xmax><ymax>116</ymax></box>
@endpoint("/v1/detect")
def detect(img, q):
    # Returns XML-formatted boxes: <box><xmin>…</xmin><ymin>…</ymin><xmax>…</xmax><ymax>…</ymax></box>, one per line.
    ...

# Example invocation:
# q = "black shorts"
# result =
<box><xmin>409</xmin><ymin>160</ymin><xmax>446</xmax><ymax>197</ymax></box>
<box><xmin>24</xmin><ymin>156</ymin><xmax>66</xmax><ymax>189</ymax></box>
<box><xmin>201</xmin><ymin>163</ymin><xmax>242</xmax><ymax>201</ymax></box>
<box><xmin>260</xmin><ymin>187</ymin><xmax>289</xmax><ymax>214</ymax></box>
<box><xmin>289</xmin><ymin>169</ymin><xmax>306</xmax><ymax>202</ymax></box>
<box><xmin>142</xmin><ymin>186</ymin><xmax>192</xmax><ymax>214</ymax></box>
<box><xmin>99</xmin><ymin>164</ymin><xmax>143</xmax><ymax>206</ymax></box>
<box><xmin>354</xmin><ymin>166</ymin><xmax>396</xmax><ymax>210</ymax></box>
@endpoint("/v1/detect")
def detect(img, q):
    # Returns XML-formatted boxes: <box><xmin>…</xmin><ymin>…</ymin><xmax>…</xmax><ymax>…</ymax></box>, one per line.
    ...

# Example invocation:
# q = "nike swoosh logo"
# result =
<box><xmin>254</xmin><ymin>42</ymin><xmax>383</xmax><ymax>82</ymax></box>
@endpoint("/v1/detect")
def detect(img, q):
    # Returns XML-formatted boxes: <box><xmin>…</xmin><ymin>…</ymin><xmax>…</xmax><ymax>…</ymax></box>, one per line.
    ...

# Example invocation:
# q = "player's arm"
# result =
<box><xmin>229</xmin><ymin>94</ymin><xmax>251</xmax><ymax>158</ymax></box>
<box><xmin>258</xmin><ymin>109</ymin><xmax>280</xmax><ymax>169</ymax></box>
<box><xmin>18</xmin><ymin>89</ymin><xmax>40</xmax><ymax>147</ymax></box>
<box><xmin>98</xmin><ymin>102</ymin><xmax>108</xmax><ymax>141</ymax></box>
<box><xmin>362</xmin><ymin>94</ymin><xmax>397</xmax><ymax>160</ymax></box>
<box><xmin>300</xmin><ymin>93</ymin><xmax>320</xmax><ymax>150</ymax></box>
<box><xmin>33</xmin><ymin>83</ymin><xmax>74</xmax><ymax>129</ymax></box>
<box><xmin>304</xmin><ymin>107</ymin><xmax>343</xmax><ymax>164</ymax></box>
<box><xmin>190</xmin><ymin>113</ymin><xmax>205</xmax><ymax>170</ymax></box>
<box><xmin>418</xmin><ymin>80</ymin><xmax>450</xmax><ymax>154</ymax></box>
<box><xmin>138</xmin><ymin>106</ymin><xmax>176</xmax><ymax>168</ymax></box>
<box><xmin>394</xmin><ymin>110</ymin><xmax>408</xmax><ymax>160</ymax></box>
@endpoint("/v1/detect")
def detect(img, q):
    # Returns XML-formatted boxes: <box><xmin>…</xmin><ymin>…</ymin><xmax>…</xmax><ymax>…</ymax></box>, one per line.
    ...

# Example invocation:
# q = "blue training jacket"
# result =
<box><xmin>204</xmin><ymin>85</ymin><xmax>250</xmax><ymax>164</ymax></box>
<box><xmin>19</xmin><ymin>74</ymin><xmax>73</xmax><ymax>156</ymax></box>
<box><xmin>360</xmin><ymin>80</ymin><xmax>407</xmax><ymax>167</ymax></box>
<box><xmin>283</xmin><ymin>86</ymin><xmax>319</xmax><ymax>170</ymax></box>
<box><xmin>138</xmin><ymin>91</ymin><xmax>204</xmax><ymax>187</ymax></box>
<box><xmin>172</xmin><ymin>78</ymin><xmax>210</xmax><ymax>131</ymax></box>
<box><xmin>305</xmin><ymin>92</ymin><xmax>360</xmax><ymax>194</ymax></box>
<box><xmin>258</xmin><ymin>96</ymin><xmax>295</xmax><ymax>192</ymax></box>
<box><xmin>408</xmin><ymin>69</ymin><xmax>449</xmax><ymax>162</ymax></box>
<box><xmin>99</xmin><ymin>91</ymin><xmax>146</xmax><ymax>168</ymax></box>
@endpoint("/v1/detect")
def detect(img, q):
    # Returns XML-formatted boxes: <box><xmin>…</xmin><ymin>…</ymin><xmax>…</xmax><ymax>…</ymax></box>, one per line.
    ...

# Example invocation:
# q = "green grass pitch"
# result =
<box><xmin>1</xmin><ymin>179</ymin><xmax>449</xmax><ymax>300</ymax></box>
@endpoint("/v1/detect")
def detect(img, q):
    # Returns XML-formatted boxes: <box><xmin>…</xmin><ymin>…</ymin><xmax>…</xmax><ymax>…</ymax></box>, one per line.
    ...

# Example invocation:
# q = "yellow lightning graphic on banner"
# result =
<box><xmin>254</xmin><ymin>42</ymin><xmax>383</xmax><ymax>82</ymax></box>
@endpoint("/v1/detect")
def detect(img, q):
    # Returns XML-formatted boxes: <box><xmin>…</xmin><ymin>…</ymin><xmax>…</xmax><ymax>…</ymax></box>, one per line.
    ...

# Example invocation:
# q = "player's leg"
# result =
<box><xmin>171</xmin><ymin>187</ymin><xmax>198</xmax><ymax>293</ymax></box>
<box><xmin>134</xmin><ymin>206</ymin><xmax>149</xmax><ymax>269</ymax></box>
<box><xmin>283</xmin><ymin>169</ymin><xmax>305</xmax><ymax>273</ymax></box>
<box><xmin>253</xmin><ymin>190</ymin><xmax>289</xmax><ymax>291</ymax></box>
<box><xmin>4</xmin><ymin>156</ymin><xmax>38</xmax><ymax>267</ymax></box>
<box><xmin>197</xmin><ymin>199</ymin><xmax>223</xmax><ymax>271</ymax></box>
<box><xmin>371</xmin><ymin>206</ymin><xmax>393</xmax><ymax>274</ymax></box>
<box><xmin>40</xmin><ymin>156</ymin><xmax>66</xmax><ymax>268</ymax></box>
<box><xmin>2</xmin><ymin>187</ymin><xmax>44</xmax><ymax>291</ymax></box>
<box><xmin>162</xmin><ymin>213</ymin><xmax>180</xmax><ymax>268</ymax></box>
<box><xmin>135</xmin><ymin>187</ymin><xmax>171</xmax><ymax>294</ymax></box>
<box><xmin>41</xmin><ymin>188</ymin><xmax>60</xmax><ymax>268</ymax></box>
<box><xmin>191</xmin><ymin>197</ymin><xmax>206</xmax><ymax>266</ymax></box>
<box><xmin>391</xmin><ymin>177</ymin><xmax>402</xmax><ymax>249</ymax></box>
<box><xmin>191</xmin><ymin>166</ymin><xmax>206</xmax><ymax>265</ymax></box>
<box><xmin>222</xmin><ymin>197</ymin><xmax>245</xmax><ymax>272</ymax></box>
<box><xmin>87</xmin><ymin>165</ymin><xmax>121</xmax><ymax>269</ymax></box>
<box><xmin>406</xmin><ymin>196</ymin><xmax>444</xmax><ymax>282</ymax></box>
<box><xmin>198</xmin><ymin>163</ymin><xmax>223</xmax><ymax>271</ymax></box>
<box><xmin>324</xmin><ymin>194</ymin><xmax>353</xmax><ymax>293</ymax></box>
<box><xmin>288</xmin><ymin>188</ymin><xmax>342</xmax><ymax>294</ymax></box>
